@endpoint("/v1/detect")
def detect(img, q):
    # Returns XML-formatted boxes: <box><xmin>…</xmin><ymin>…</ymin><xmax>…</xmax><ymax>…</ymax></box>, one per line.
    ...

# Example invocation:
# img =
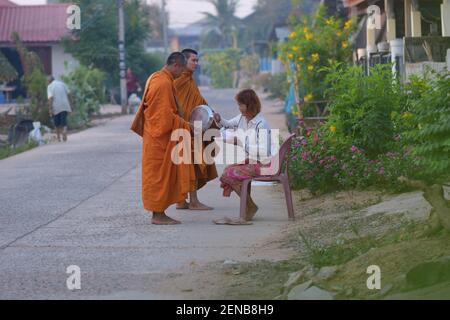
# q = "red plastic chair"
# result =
<box><xmin>239</xmin><ymin>134</ymin><xmax>296</xmax><ymax>221</ymax></box>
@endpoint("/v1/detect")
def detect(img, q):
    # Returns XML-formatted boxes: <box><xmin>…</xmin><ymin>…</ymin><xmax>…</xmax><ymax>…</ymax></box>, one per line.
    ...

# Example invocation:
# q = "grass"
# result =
<box><xmin>298</xmin><ymin>220</ymin><xmax>423</xmax><ymax>269</ymax></box>
<box><xmin>0</xmin><ymin>141</ymin><xmax>38</xmax><ymax>160</ymax></box>
<box><xmin>299</xmin><ymin>231</ymin><xmax>378</xmax><ymax>268</ymax></box>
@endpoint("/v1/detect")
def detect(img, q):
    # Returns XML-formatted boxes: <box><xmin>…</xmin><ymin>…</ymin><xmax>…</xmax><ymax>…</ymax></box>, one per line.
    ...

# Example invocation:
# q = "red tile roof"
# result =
<box><xmin>0</xmin><ymin>0</ymin><xmax>18</xmax><ymax>7</ymax></box>
<box><xmin>0</xmin><ymin>4</ymin><xmax>72</xmax><ymax>44</ymax></box>
<box><xmin>343</xmin><ymin>0</ymin><xmax>366</xmax><ymax>7</ymax></box>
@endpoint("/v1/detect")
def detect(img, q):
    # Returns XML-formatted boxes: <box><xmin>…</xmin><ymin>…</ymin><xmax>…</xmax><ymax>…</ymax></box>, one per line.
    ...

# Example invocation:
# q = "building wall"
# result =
<box><xmin>51</xmin><ymin>44</ymin><xmax>78</xmax><ymax>80</ymax></box>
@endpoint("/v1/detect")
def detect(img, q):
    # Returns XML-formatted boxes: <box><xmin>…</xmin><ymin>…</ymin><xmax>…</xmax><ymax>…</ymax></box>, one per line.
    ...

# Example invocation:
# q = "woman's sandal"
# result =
<box><xmin>213</xmin><ymin>217</ymin><xmax>253</xmax><ymax>225</ymax></box>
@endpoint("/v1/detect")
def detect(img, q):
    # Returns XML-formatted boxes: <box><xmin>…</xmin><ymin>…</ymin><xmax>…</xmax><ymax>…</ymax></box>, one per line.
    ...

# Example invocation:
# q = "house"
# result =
<box><xmin>0</xmin><ymin>1</ymin><xmax>78</xmax><ymax>99</ymax></box>
<box><xmin>343</xmin><ymin>0</ymin><xmax>450</xmax><ymax>80</ymax></box>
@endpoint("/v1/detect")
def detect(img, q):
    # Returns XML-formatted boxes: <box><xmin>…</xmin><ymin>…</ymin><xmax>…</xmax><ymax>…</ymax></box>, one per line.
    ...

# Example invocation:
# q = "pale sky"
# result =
<box><xmin>11</xmin><ymin>0</ymin><xmax>258</xmax><ymax>28</ymax></box>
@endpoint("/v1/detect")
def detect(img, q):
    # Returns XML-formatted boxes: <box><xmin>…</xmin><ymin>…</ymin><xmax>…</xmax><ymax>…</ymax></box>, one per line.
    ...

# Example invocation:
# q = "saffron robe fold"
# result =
<box><xmin>142</xmin><ymin>68</ymin><xmax>195</xmax><ymax>212</ymax></box>
<box><xmin>174</xmin><ymin>70</ymin><xmax>218</xmax><ymax>190</ymax></box>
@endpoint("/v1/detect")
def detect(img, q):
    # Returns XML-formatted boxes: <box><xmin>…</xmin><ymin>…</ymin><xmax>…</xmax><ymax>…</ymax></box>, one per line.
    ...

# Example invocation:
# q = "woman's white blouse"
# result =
<box><xmin>219</xmin><ymin>113</ymin><xmax>276</xmax><ymax>161</ymax></box>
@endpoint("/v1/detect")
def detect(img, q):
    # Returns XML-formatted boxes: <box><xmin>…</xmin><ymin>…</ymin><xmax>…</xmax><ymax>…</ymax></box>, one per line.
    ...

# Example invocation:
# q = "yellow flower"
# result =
<box><xmin>336</xmin><ymin>31</ymin><xmax>343</xmax><ymax>37</ymax></box>
<box><xmin>311</xmin><ymin>53</ymin><xmax>320</xmax><ymax>62</ymax></box>
<box><xmin>305</xmin><ymin>33</ymin><xmax>313</xmax><ymax>41</ymax></box>
<box><xmin>288</xmin><ymin>53</ymin><xmax>294</xmax><ymax>60</ymax></box>
<box><xmin>292</xmin><ymin>45</ymin><xmax>300</xmax><ymax>52</ymax></box>
<box><xmin>344</xmin><ymin>19</ymin><xmax>353</xmax><ymax>30</ymax></box>
<box><xmin>298</xmin><ymin>56</ymin><xmax>305</xmax><ymax>62</ymax></box>
<box><xmin>289</xmin><ymin>31</ymin><xmax>297</xmax><ymax>39</ymax></box>
<box><xmin>307</xmin><ymin>65</ymin><xmax>314</xmax><ymax>71</ymax></box>
<box><xmin>303</xmin><ymin>27</ymin><xmax>309</xmax><ymax>34</ymax></box>
<box><xmin>330</xmin><ymin>125</ymin><xmax>337</xmax><ymax>133</ymax></box>
<box><xmin>326</xmin><ymin>18</ymin><xmax>334</xmax><ymax>26</ymax></box>
<box><xmin>304</xmin><ymin>94</ymin><xmax>313</xmax><ymax>102</ymax></box>
<box><xmin>342</xmin><ymin>41</ymin><xmax>349</xmax><ymax>49</ymax></box>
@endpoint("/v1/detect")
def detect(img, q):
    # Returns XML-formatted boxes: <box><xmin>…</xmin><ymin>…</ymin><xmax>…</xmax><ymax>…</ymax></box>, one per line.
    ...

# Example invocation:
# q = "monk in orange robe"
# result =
<box><xmin>174</xmin><ymin>48</ymin><xmax>218</xmax><ymax>210</ymax></box>
<box><xmin>141</xmin><ymin>52</ymin><xmax>196</xmax><ymax>225</ymax></box>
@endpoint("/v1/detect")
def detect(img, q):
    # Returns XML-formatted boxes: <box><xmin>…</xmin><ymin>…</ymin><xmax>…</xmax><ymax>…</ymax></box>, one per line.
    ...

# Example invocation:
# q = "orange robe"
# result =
<box><xmin>174</xmin><ymin>70</ymin><xmax>218</xmax><ymax>190</ymax></box>
<box><xmin>142</xmin><ymin>68</ymin><xmax>195</xmax><ymax>212</ymax></box>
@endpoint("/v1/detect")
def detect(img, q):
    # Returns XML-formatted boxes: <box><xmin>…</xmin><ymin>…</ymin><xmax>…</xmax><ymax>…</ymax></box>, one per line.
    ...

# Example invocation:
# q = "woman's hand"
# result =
<box><xmin>213</xmin><ymin>112</ymin><xmax>221</xmax><ymax>123</ymax></box>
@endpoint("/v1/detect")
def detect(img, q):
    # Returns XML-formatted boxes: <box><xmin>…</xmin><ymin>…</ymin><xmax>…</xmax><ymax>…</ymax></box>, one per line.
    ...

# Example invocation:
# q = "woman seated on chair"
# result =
<box><xmin>213</xmin><ymin>89</ymin><xmax>275</xmax><ymax>221</ymax></box>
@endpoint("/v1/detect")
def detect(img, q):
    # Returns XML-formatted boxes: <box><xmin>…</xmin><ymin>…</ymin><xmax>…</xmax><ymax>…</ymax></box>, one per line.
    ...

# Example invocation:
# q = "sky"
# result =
<box><xmin>11</xmin><ymin>0</ymin><xmax>258</xmax><ymax>28</ymax></box>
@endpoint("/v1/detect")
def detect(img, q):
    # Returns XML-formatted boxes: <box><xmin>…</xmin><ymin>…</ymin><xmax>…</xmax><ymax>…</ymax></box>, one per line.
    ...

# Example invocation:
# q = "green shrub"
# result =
<box><xmin>324</xmin><ymin>63</ymin><xmax>404</xmax><ymax>157</ymax></box>
<box><xmin>204</xmin><ymin>49</ymin><xmax>241</xmax><ymax>88</ymax></box>
<box><xmin>404</xmin><ymin>70</ymin><xmax>450</xmax><ymax>184</ymax></box>
<box><xmin>23</xmin><ymin>68</ymin><xmax>49</xmax><ymax>125</ymax></box>
<box><xmin>61</xmin><ymin>65</ymin><xmax>106</xmax><ymax>129</ymax></box>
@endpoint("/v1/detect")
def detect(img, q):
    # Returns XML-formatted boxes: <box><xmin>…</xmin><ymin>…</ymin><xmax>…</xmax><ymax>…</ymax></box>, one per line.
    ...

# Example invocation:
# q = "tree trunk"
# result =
<box><xmin>399</xmin><ymin>177</ymin><xmax>450</xmax><ymax>232</ymax></box>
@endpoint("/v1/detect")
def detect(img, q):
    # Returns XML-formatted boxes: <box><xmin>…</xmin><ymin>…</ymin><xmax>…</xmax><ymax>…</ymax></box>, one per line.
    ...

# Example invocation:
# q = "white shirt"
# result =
<box><xmin>219</xmin><ymin>112</ymin><xmax>276</xmax><ymax>161</ymax></box>
<box><xmin>47</xmin><ymin>80</ymin><xmax>71</xmax><ymax>115</ymax></box>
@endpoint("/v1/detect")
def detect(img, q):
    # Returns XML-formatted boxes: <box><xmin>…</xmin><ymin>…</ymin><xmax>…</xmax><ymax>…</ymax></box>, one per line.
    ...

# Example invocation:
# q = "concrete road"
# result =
<box><xmin>0</xmin><ymin>88</ymin><xmax>293</xmax><ymax>299</ymax></box>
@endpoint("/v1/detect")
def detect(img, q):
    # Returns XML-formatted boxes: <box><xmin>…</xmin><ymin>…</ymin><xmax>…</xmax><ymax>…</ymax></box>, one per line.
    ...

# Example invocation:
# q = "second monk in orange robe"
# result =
<box><xmin>173</xmin><ymin>48</ymin><xmax>218</xmax><ymax>210</ymax></box>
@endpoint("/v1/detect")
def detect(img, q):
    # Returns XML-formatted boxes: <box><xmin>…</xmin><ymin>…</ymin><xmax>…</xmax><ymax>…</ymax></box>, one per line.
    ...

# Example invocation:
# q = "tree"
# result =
<box><xmin>0</xmin><ymin>51</ymin><xmax>18</xmax><ymax>83</ymax></box>
<box><xmin>401</xmin><ymin>71</ymin><xmax>450</xmax><ymax>233</ymax></box>
<box><xmin>202</xmin><ymin>0</ymin><xmax>241</xmax><ymax>49</ymax></box>
<box><xmin>60</xmin><ymin>0</ymin><xmax>162</xmax><ymax>87</ymax></box>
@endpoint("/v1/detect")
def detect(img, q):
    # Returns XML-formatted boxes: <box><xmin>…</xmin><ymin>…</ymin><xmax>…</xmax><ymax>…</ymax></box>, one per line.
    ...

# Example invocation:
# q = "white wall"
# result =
<box><xmin>51</xmin><ymin>45</ymin><xmax>78</xmax><ymax>80</ymax></box>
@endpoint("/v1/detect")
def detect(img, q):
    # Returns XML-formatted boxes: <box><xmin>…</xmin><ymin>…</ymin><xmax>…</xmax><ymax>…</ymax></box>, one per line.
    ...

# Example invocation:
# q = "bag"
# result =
<box><xmin>131</xmin><ymin>74</ymin><xmax>154</xmax><ymax>137</ymax></box>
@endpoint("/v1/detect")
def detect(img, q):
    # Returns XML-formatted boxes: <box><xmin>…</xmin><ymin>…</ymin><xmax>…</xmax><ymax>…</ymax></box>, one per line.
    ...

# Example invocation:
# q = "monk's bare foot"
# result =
<box><xmin>176</xmin><ymin>201</ymin><xmax>190</xmax><ymax>210</ymax></box>
<box><xmin>151</xmin><ymin>213</ymin><xmax>181</xmax><ymax>225</ymax></box>
<box><xmin>245</xmin><ymin>203</ymin><xmax>259</xmax><ymax>221</ymax></box>
<box><xmin>188</xmin><ymin>201</ymin><xmax>214</xmax><ymax>211</ymax></box>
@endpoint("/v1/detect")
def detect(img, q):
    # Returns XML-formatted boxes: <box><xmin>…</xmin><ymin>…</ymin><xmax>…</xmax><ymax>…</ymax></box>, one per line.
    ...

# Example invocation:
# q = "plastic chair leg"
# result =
<box><xmin>240</xmin><ymin>179</ymin><xmax>251</xmax><ymax>220</ymax></box>
<box><xmin>281</xmin><ymin>176</ymin><xmax>295</xmax><ymax>220</ymax></box>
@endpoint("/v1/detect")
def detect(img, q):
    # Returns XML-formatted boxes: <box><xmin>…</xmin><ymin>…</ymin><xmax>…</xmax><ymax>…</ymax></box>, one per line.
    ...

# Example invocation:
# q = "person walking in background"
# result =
<box><xmin>126</xmin><ymin>68</ymin><xmax>141</xmax><ymax>98</ymax></box>
<box><xmin>47</xmin><ymin>76</ymin><xmax>72</xmax><ymax>142</ymax></box>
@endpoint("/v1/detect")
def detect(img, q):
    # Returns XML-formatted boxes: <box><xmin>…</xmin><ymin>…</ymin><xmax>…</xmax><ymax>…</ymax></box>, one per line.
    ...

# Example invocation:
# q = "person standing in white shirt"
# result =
<box><xmin>213</xmin><ymin>89</ymin><xmax>274</xmax><ymax>222</ymax></box>
<box><xmin>47</xmin><ymin>76</ymin><xmax>72</xmax><ymax>142</ymax></box>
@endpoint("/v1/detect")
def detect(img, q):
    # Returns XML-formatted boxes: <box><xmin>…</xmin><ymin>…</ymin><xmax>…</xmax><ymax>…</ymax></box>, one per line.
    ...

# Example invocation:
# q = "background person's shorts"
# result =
<box><xmin>53</xmin><ymin>111</ymin><xmax>68</xmax><ymax>128</ymax></box>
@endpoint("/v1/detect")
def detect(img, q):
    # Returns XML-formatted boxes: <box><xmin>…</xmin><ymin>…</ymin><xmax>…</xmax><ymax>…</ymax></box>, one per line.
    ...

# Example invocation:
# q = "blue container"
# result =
<box><xmin>0</xmin><ymin>92</ymin><xmax>5</xmax><ymax>104</ymax></box>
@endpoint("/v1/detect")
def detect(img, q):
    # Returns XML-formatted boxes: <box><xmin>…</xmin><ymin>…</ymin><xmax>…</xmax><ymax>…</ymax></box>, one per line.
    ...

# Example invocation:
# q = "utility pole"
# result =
<box><xmin>161</xmin><ymin>0</ymin><xmax>169</xmax><ymax>57</ymax></box>
<box><xmin>118</xmin><ymin>0</ymin><xmax>127</xmax><ymax>114</ymax></box>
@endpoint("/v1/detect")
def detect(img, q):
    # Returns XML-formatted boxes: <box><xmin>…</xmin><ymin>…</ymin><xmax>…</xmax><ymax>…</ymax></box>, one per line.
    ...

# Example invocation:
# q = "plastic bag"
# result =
<box><xmin>29</xmin><ymin>122</ymin><xmax>45</xmax><ymax>146</ymax></box>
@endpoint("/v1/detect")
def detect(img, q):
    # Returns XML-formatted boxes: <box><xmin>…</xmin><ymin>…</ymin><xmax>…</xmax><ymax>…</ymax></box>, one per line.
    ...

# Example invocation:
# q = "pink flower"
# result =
<box><xmin>313</xmin><ymin>133</ymin><xmax>319</xmax><ymax>144</ymax></box>
<box><xmin>378</xmin><ymin>167</ymin><xmax>385</xmax><ymax>175</ymax></box>
<box><xmin>351</xmin><ymin>145</ymin><xmax>359</xmax><ymax>153</ymax></box>
<box><xmin>330</xmin><ymin>156</ymin><xmax>337</xmax><ymax>161</ymax></box>
<box><xmin>301</xmin><ymin>139</ymin><xmax>308</xmax><ymax>146</ymax></box>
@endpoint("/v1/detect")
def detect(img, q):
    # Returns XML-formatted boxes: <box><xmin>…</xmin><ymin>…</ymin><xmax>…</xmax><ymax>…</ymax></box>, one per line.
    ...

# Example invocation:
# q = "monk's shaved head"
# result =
<box><xmin>181</xmin><ymin>48</ymin><xmax>198</xmax><ymax>60</ymax></box>
<box><xmin>166</xmin><ymin>52</ymin><xmax>187</xmax><ymax>66</ymax></box>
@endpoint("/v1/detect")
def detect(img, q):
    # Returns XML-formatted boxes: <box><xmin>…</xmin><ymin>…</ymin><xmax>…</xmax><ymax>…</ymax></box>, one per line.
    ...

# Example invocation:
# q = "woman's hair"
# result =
<box><xmin>235</xmin><ymin>89</ymin><xmax>261</xmax><ymax>118</ymax></box>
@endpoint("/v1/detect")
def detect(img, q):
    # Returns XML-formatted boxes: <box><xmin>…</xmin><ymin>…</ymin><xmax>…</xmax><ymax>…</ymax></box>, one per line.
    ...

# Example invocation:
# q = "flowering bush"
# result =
<box><xmin>288</xmin><ymin>127</ymin><xmax>419</xmax><ymax>194</ymax></box>
<box><xmin>278</xmin><ymin>4</ymin><xmax>353</xmax><ymax>115</ymax></box>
